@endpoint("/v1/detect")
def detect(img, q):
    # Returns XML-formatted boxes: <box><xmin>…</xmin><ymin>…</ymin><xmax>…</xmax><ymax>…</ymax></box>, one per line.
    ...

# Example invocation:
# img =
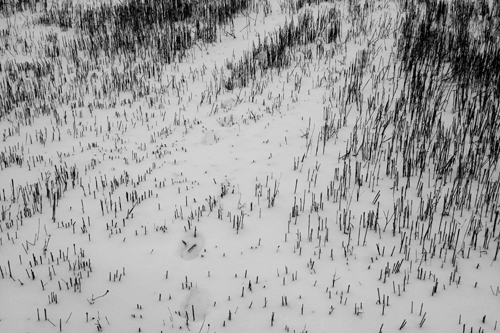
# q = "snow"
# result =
<box><xmin>1</xmin><ymin>0</ymin><xmax>499</xmax><ymax>332</ymax></box>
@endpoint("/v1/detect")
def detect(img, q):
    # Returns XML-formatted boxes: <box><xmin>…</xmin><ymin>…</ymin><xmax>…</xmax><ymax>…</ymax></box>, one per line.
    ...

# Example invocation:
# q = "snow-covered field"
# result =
<box><xmin>0</xmin><ymin>0</ymin><xmax>499</xmax><ymax>332</ymax></box>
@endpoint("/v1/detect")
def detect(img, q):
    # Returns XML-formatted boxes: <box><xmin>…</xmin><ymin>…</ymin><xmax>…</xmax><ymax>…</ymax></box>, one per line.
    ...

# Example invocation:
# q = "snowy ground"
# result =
<box><xmin>1</xmin><ymin>0</ymin><xmax>499</xmax><ymax>332</ymax></box>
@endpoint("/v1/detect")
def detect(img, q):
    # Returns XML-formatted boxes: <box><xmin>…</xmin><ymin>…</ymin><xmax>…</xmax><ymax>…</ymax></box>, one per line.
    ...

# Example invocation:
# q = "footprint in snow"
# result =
<box><xmin>179</xmin><ymin>233</ymin><xmax>205</xmax><ymax>260</ymax></box>
<box><xmin>183</xmin><ymin>287</ymin><xmax>212</xmax><ymax>322</ymax></box>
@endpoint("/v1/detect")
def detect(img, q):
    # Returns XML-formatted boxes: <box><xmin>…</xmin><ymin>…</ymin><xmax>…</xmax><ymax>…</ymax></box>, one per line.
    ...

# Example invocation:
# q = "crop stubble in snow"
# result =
<box><xmin>0</xmin><ymin>0</ymin><xmax>499</xmax><ymax>332</ymax></box>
